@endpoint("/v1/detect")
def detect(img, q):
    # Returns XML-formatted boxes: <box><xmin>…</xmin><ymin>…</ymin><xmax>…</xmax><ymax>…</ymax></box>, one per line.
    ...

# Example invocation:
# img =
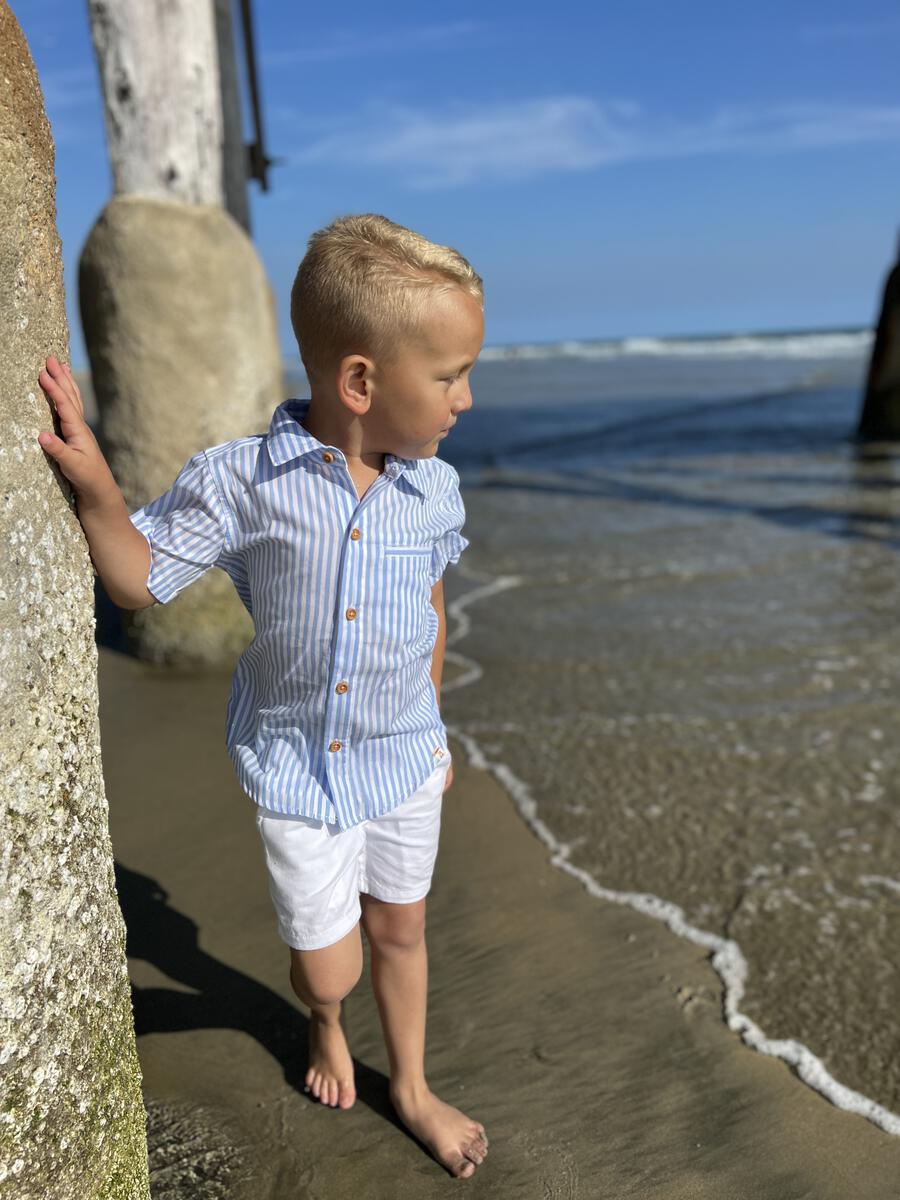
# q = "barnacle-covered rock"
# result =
<box><xmin>0</xmin><ymin>5</ymin><xmax>149</xmax><ymax>1196</ymax></box>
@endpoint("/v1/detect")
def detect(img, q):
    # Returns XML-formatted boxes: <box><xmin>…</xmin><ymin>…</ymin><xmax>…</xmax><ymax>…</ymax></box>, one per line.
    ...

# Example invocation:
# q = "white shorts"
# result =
<box><xmin>254</xmin><ymin>756</ymin><xmax>450</xmax><ymax>951</ymax></box>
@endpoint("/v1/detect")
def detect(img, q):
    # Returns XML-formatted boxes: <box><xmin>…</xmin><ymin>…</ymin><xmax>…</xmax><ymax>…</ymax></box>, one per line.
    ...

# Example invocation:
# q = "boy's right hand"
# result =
<box><xmin>38</xmin><ymin>356</ymin><xmax>118</xmax><ymax>505</ymax></box>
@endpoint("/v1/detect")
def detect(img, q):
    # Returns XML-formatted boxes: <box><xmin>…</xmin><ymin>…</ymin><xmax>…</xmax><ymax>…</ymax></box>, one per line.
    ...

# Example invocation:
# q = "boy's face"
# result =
<box><xmin>367</xmin><ymin>287</ymin><xmax>484</xmax><ymax>460</ymax></box>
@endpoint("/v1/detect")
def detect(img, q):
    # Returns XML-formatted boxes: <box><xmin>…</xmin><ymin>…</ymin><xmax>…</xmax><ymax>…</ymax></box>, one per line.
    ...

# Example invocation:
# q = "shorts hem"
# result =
<box><xmin>360</xmin><ymin>883</ymin><xmax>432</xmax><ymax>906</ymax></box>
<box><xmin>278</xmin><ymin>907</ymin><xmax>362</xmax><ymax>952</ymax></box>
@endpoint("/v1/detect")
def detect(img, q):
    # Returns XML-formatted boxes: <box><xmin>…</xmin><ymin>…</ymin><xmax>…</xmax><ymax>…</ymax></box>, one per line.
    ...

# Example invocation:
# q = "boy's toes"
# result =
<box><xmin>464</xmin><ymin>1140</ymin><xmax>486</xmax><ymax>1166</ymax></box>
<box><xmin>305</xmin><ymin>1068</ymin><xmax>356</xmax><ymax>1108</ymax></box>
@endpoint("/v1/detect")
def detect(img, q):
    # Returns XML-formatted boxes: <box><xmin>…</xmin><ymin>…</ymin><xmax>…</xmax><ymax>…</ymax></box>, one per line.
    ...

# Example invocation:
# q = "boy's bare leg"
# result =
<box><xmin>360</xmin><ymin>894</ymin><xmax>488</xmax><ymax>1179</ymax></box>
<box><xmin>289</xmin><ymin>924</ymin><xmax>363</xmax><ymax>1109</ymax></box>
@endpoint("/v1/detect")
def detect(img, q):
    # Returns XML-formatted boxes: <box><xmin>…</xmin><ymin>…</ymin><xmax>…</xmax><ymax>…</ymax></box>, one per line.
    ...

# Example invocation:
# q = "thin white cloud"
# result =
<box><xmin>38</xmin><ymin>66</ymin><xmax>98</xmax><ymax>113</ymax></box>
<box><xmin>801</xmin><ymin>19</ymin><xmax>900</xmax><ymax>40</ymax></box>
<box><xmin>35</xmin><ymin>65</ymin><xmax>103</xmax><ymax>146</ymax></box>
<box><xmin>263</xmin><ymin>21</ymin><xmax>486</xmax><ymax>66</ymax></box>
<box><xmin>289</xmin><ymin>96</ymin><xmax>900</xmax><ymax>188</ymax></box>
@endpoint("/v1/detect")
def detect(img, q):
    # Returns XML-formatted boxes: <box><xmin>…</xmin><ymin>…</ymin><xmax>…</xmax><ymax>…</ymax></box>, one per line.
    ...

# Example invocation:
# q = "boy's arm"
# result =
<box><xmin>428</xmin><ymin>467</ymin><xmax>469</xmax><ymax>797</ymax></box>
<box><xmin>430</xmin><ymin>577</ymin><xmax>446</xmax><ymax>709</ymax></box>
<box><xmin>430</xmin><ymin>577</ymin><xmax>454</xmax><ymax>792</ymax></box>
<box><xmin>37</xmin><ymin>357</ymin><xmax>155</xmax><ymax>610</ymax></box>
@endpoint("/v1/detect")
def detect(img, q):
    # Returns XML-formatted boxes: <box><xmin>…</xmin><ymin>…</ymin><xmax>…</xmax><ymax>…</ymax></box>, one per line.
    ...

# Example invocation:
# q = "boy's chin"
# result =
<box><xmin>392</xmin><ymin>434</ymin><xmax>445</xmax><ymax>460</ymax></box>
<box><xmin>412</xmin><ymin>440</ymin><xmax>443</xmax><ymax>456</ymax></box>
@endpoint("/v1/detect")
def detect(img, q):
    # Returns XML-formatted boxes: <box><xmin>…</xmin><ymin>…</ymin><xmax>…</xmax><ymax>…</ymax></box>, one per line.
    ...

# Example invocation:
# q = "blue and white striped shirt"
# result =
<box><xmin>128</xmin><ymin>399</ymin><xmax>469</xmax><ymax>828</ymax></box>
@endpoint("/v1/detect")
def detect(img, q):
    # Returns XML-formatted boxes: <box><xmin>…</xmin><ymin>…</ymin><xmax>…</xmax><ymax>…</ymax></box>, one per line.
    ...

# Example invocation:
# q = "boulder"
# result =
<box><xmin>79</xmin><ymin>196</ymin><xmax>282</xmax><ymax>665</ymax></box>
<box><xmin>0</xmin><ymin>4</ymin><xmax>150</xmax><ymax>1196</ymax></box>
<box><xmin>859</xmin><ymin>256</ymin><xmax>900</xmax><ymax>439</ymax></box>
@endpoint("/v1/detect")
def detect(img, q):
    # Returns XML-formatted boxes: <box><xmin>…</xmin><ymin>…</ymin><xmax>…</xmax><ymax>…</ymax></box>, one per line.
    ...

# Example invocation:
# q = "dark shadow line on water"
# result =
<box><xmin>452</xmin><ymin>385</ymin><xmax>847</xmax><ymax>469</ymax></box>
<box><xmin>115</xmin><ymin>861</ymin><xmax>407</xmax><ymax>1134</ymax></box>
<box><xmin>473</xmin><ymin>473</ymin><xmax>900</xmax><ymax>552</ymax></box>
<box><xmin>618</xmin><ymin>465</ymin><xmax>900</xmax><ymax>491</ymax></box>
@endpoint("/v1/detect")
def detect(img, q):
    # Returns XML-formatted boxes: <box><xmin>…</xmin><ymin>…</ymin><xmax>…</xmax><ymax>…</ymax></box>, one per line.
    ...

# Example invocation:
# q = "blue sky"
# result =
<box><xmin>15</xmin><ymin>0</ymin><xmax>900</xmax><ymax>365</ymax></box>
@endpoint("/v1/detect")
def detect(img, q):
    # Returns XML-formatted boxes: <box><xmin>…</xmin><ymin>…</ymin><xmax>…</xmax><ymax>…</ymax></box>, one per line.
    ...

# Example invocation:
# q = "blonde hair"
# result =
<box><xmin>291</xmin><ymin>213</ymin><xmax>483</xmax><ymax>380</ymax></box>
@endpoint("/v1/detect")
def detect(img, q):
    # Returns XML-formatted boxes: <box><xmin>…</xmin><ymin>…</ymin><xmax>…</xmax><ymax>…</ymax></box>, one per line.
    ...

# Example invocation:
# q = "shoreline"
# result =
<box><xmin>442</xmin><ymin>572</ymin><xmax>900</xmax><ymax>1137</ymax></box>
<box><xmin>99</xmin><ymin>642</ymin><xmax>900</xmax><ymax>1197</ymax></box>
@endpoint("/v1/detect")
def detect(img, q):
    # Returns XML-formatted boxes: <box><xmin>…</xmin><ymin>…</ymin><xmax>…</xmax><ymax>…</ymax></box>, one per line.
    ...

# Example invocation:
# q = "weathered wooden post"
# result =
<box><xmin>858</xmin><ymin>238</ymin><xmax>900</xmax><ymax>440</ymax></box>
<box><xmin>0</xmin><ymin>3</ymin><xmax>150</xmax><ymax>1195</ymax></box>
<box><xmin>81</xmin><ymin>0</ymin><xmax>282</xmax><ymax>666</ymax></box>
<box><xmin>213</xmin><ymin>0</ymin><xmax>252</xmax><ymax>232</ymax></box>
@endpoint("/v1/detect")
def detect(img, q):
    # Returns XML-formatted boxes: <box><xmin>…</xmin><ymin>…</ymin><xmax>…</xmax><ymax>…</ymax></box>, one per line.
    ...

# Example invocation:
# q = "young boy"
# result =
<box><xmin>37</xmin><ymin>214</ymin><xmax>488</xmax><ymax>1179</ymax></box>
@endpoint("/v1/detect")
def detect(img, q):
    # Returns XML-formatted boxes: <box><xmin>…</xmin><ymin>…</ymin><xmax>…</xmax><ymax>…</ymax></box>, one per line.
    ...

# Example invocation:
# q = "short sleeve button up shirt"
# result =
<box><xmin>128</xmin><ymin>399</ymin><xmax>469</xmax><ymax>828</ymax></box>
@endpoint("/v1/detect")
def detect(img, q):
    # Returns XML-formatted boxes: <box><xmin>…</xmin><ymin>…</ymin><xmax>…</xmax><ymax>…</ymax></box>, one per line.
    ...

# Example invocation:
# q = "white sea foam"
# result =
<box><xmin>478</xmin><ymin>329</ymin><xmax>873</xmax><ymax>364</ymax></box>
<box><xmin>443</xmin><ymin>565</ymin><xmax>900</xmax><ymax>1137</ymax></box>
<box><xmin>859</xmin><ymin>874</ymin><xmax>900</xmax><ymax>896</ymax></box>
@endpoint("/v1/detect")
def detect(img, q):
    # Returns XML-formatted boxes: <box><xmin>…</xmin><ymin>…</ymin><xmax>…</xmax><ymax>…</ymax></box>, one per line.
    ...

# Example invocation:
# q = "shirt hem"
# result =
<box><xmin>237</xmin><ymin>735</ymin><xmax>449</xmax><ymax>830</ymax></box>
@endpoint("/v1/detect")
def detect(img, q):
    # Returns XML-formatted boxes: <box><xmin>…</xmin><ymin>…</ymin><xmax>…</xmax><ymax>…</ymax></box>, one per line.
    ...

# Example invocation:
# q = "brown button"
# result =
<box><xmin>345</xmin><ymin>607</ymin><xmax>357</xmax><ymax>621</ymax></box>
<box><xmin>335</xmin><ymin>681</ymin><xmax>349</xmax><ymax>694</ymax></box>
<box><xmin>328</xmin><ymin>740</ymin><xmax>342</xmax><ymax>752</ymax></box>
<box><xmin>322</xmin><ymin>451</ymin><xmax>334</xmax><ymax>463</ymax></box>
<box><xmin>350</xmin><ymin>528</ymin><xmax>361</xmax><ymax>541</ymax></box>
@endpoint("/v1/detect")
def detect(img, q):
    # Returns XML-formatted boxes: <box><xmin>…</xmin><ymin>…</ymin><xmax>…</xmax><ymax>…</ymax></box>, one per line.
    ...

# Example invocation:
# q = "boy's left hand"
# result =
<box><xmin>443</xmin><ymin>763</ymin><xmax>454</xmax><ymax>792</ymax></box>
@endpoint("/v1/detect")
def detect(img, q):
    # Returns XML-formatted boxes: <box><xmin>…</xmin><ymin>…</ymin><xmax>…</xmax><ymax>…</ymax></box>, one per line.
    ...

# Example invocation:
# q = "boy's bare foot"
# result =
<box><xmin>390</xmin><ymin>1084</ymin><xmax>488</xmax><ymax>1178</ymax></box>
<box><xmin>304</xmin><ymin>1010</ymin><xmax>356</xmax><ymax>1109</ymax></box>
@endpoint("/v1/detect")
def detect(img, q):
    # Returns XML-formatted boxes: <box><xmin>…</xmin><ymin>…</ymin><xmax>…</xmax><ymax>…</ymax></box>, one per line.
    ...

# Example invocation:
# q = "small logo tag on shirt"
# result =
<box><xmin>433</xmin><ymin>746</ymin><xmax>447</xmax><ymax>760</ymax></box>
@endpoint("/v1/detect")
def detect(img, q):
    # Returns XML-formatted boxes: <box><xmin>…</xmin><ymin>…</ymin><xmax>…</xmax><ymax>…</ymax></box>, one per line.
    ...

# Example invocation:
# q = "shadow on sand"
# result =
<box><xmin>114</xmin><ymin>860</ymin><xmax>402</xmax><ymax>1131</ymax></box>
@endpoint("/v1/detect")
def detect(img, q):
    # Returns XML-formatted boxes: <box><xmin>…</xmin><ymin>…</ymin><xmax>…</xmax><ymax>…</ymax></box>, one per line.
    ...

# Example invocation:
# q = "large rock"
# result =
<box><xmin>79</xmin><ymin>196</ymin><xmax>282</xmax><ymax>665</ymax></box>
<box><xmin>859</xmin><ymin>254</ymin><xmax>900</xmax><ymax>439</ymax></box>
<box><xmin>0</xmin><ymin>5</ymin><xmax>150</xmax><ymax>1198</ymax></box>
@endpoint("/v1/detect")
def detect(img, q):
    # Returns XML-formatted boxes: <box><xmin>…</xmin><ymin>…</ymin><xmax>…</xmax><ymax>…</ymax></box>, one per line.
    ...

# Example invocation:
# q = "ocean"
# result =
<box><xmin>421</xmin><ymin>327</ymin><xmax>900</xmax><ymax>1134</ymax></box>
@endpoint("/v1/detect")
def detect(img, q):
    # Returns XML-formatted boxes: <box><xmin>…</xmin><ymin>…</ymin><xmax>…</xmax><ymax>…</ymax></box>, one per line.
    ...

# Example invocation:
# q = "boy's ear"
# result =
<box><xmin>336</xmin><ymin>354</ymin><xmax>374</xmax><ymax>414</ymax></box>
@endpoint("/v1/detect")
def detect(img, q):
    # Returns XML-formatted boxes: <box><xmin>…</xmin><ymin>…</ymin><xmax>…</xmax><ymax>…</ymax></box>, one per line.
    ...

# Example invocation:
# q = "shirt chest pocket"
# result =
<box><xmin>371</xmin><ymin>544</ymin><xmax>433</xmax><ymax>653</ymax></box>
<box><xmin>381</xmin><ymin>544</ymin><xmax>432</xmax><ymax>586</ymax></box>
<box><xmin>382</xmin><ymin>544</ymin><xmax>431</xmax><ymax>559</ymax></box>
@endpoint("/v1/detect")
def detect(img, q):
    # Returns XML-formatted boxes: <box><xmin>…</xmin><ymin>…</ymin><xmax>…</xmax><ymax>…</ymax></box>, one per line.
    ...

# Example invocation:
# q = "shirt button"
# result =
<box><xmin>345</xmin><ymin>607</ymin><xmax>357</xmax><ymax>620</ymax></box>
<box><xmin>350</xmin><ymin>528</ymin><xmax>361</xmax><ymax>541</ymax></box>
<box><xmin>335</xmin><ymin>681</ymin><xmax>349</xmax><ymax>694</ymax></box>
<box><xmin>328</xmin><ymin>739</ymin><xmax>342</xmax><ymax>752</ymax></box>
<box><xmin>322</xmin><ymin>451</ymin><xmax>334</xmax><ymax>463</ymax></box>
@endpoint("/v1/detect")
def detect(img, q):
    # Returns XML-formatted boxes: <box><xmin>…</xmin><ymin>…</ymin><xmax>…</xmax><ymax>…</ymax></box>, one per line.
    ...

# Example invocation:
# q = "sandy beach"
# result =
<box><xmin>99</xmin><ymin>640</ymin><xmax>900</xmax><ymax>1199</ymax></box>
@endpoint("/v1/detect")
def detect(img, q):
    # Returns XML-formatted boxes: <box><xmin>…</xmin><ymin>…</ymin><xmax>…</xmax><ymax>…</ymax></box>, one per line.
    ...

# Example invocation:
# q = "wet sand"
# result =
<box><xmin>444</xmin><ymin>382</ymin><xmax>900</xmax><ymax>1121</ymax></box>
<box><xmin>98</xmin><ymin>646</ymin><xmax>900</xmax><ymax>1198</ymax></box>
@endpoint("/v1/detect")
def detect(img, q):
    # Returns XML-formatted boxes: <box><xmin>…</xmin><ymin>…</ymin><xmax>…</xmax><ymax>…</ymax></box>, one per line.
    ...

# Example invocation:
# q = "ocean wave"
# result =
<box><xmin>479</xmin><ymin>329</ymin><xmax>873</xmax><ymax>364</ymax></box>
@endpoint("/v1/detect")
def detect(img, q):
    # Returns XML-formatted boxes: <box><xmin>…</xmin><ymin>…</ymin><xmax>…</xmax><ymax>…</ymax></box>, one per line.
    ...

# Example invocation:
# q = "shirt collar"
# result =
<box><xmin>265</xmin><ymin>399</ymin><xmax>426</xmax><ymax>499</ymax></box>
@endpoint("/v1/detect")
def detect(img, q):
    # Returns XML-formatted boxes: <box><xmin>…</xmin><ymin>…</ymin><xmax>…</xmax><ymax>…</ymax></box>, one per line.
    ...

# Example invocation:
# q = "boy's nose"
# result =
<box><xmin>454</xmin><ymin>382</ymin><xmax>474</xmax><ymax>414</ymax></box>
